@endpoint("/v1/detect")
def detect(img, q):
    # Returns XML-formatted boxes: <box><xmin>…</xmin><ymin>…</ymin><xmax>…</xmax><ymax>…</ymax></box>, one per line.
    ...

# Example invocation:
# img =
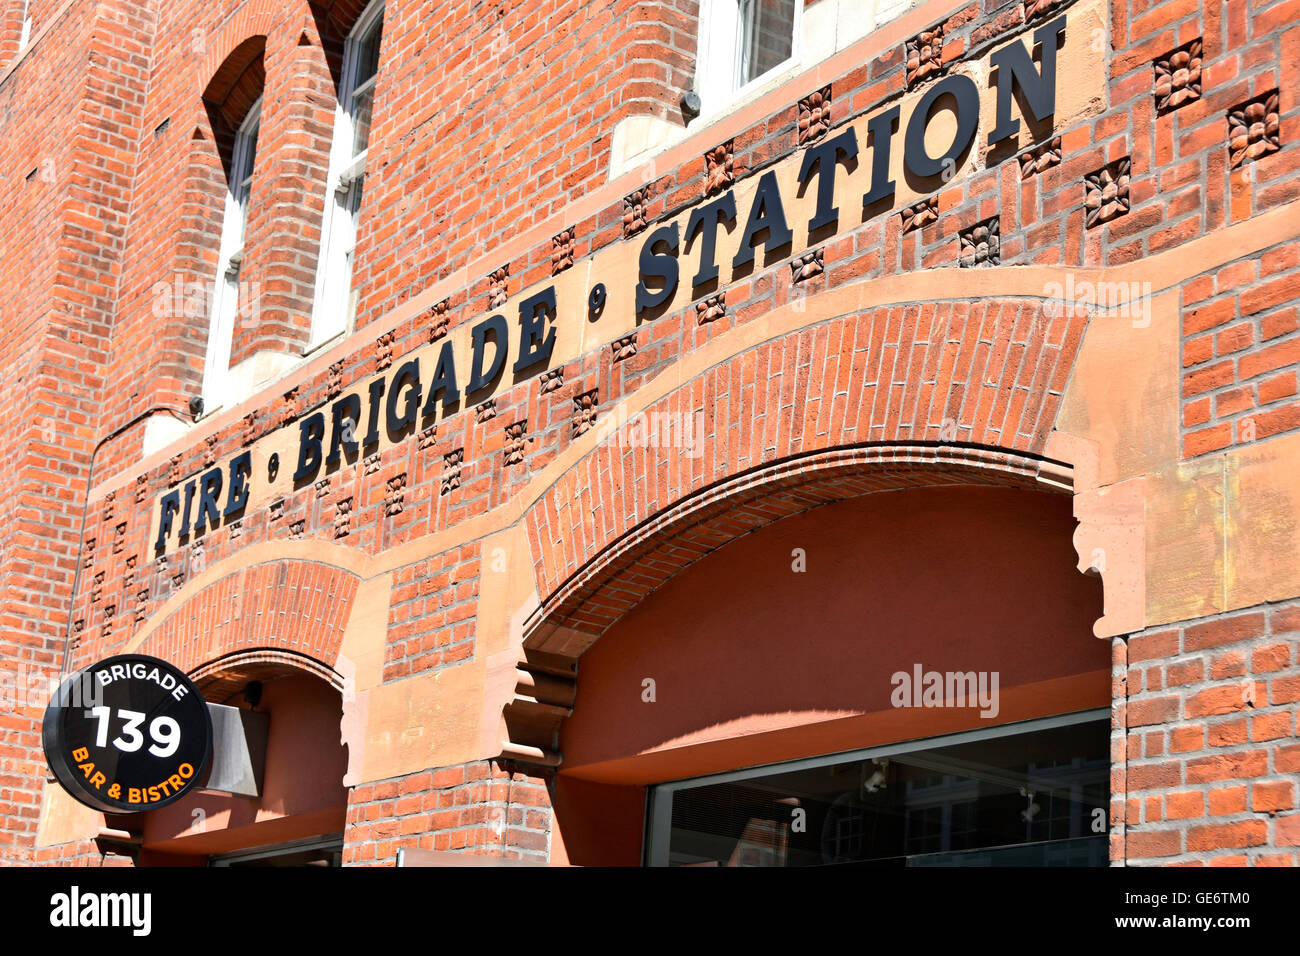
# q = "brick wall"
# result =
<box><xmin>343</xmin><ymin>760</ymin><xmax>551</xmax><ymax>864</ymax></box>
<box><xmin>1119</xmin><ymin>600</ymin><xmax>1300</xmax><ymax>865</ymax></box>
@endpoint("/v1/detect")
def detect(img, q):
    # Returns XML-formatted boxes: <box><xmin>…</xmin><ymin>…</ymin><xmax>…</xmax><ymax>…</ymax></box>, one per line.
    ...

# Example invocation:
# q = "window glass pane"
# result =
<box><xmin>355</xmin><ymin>15</ymin><xmax>383</xmax><ymax>89</ymax></box>
<box><xmin>737</xmin><ymin>0</ymin><xmax>795</xmax><ymax>87</ymax></box>
<box><xmin>351</xmin><ymin>81</ymin><xmax>375</xmax><ymax>157</ymax></box>
<box><xmin>348</xmin><ymin>12</ymin><xmax>383</xmax><ymax>156</ymax></box>
<box><xmin>657</xmin><ymin>718</ymin><xmax>1109</xmax><ymax>867</ymax></box>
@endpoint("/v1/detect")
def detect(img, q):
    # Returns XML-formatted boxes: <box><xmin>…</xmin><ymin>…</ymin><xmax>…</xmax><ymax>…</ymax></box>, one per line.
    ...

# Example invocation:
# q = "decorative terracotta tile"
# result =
<box><xmin>72</xmin><ymin>618</ymin><xmax>85</xmax><ymax>646</ymax></box>
<box><xmin>442</xmin><ymin>448</ymin><xmax>464</xmax><ymax>495</ymax></box>
<box><xmin>315</xmin><ymin>478</ymin><xmax>331</xmax><ymax>499</ymax></box>
<box><xmin>613</xmin><ymin>333</ymin><xmax>637</xmax><ymax>362</ymax></box>
<box><xmin>375</xmin><ymin>331</ymin><xmax>393</xmax><ymax>371</ymax></box>
<box><xmin>112</xmin><ymin>522</ymin><xmax>126</xmax><ymax>553</ymax></box>
<box><xmin>476</xmin><ymin>399</ymin><xmax>497</xmax><ymax>423</ymax></box>
<box><xmin>333</xmin><ymin>497</ymin><xmax>352</xmax><ymax>539</ymax></box>
<box><xmin>428</xmin><ymin>298</ymin><xmax>451</xmax><ymax>341</ymax></box>
<box><xmin>91</xmin><ymin>571</ymin><xmax>104</xmax><ymax>604</ymax></box>
<box><xmin>959</xmin><ymin>217</ymin><xmax>1001</xmax><ymax>266</ymax></box>
<box><xmin>899</xmin><ymin>196</ymin><xmax>939</xmax><ymax>232</ymax></box>
<box><xmin>269</xmin><ymin>498</ymin><xmax>284</xmax><ymax>522</ymax></box>
<box><xmin>83</xmin><ymin>539</ymin><xmax>94</xmax><ymax>568</ymax></box>
<box><xmin>540</xmin><ymin>367</ymin><xmax>564</xmax><ymax>393</ymax></box>
<box><xmin>1024</xmin><ymin>0</ymin><xmax>1065</xmax><ymax>21</ymax></box>
<box><xmin>487</xmin><ymin>265</ymin><xmax>509</xmax><ymax>309</ymax></box>
<box><xmin>1084</xmin><ymin>158</ymin><xmax>1131</xmax><ymax>227</ymax></box>
<box><xmin>123</xmin><ymin>555</ymin><xmax>136</xmax><ymax>590</ymax></box>
<box><xmin>134</xmin><ymin>589</ymin><xmax>148</xmax><ymax>623</ymax></box>
<box><xmin>704</xmin><ymin>139</ymin><xmax>735</xmax><ymax>196</ymax></box>
<box><xmin>623</xmin><ymin>187</ymin><xmax>650</xmax><ymax>238</ymax></box>
<box><xmin>363</xmin><ymin>452</ymin><xmax>381</xmax><ymax>475</ymax></box>
<box><xmin>695</xmin><ymin>292</ymin><xmax>726</xmax><ymax>324</ymax></box>
<box><xmin>102</xmin><ymin>491</ymin><xmax>115</xmax><ymax>522</ymax></box>
<box><xmin>1154</xmin><ymin>38</ymin><xmax>1202</xmax><ymax>114</ymax></box>
<box><xmin>289</xmin><ymin>519</ymin><xmax>306</xmax><ymax>541</ymax></box>
<box><xmin>1017</xmin><ymin>136</ymin><xmax>1062</xmax><ymax>178</ymax></box>
<box><xmin>504</xmin><ymin>420</ymin><xmax>528</xmax><ymax>466</ymax></box>
<box><xmin>229</xmin><ymin>519</ymin><xmax>241</xmax><ymax>541</ymax></box>
<box><xmin>798</xmin><ymin>86</ymin><xmax>832</xmax><ymax>145</ymax></box>
<box><xmin>280</xmin><ymin>386</ymin><xmax>301</xmax><ymax>427</ymax></box>
<box><xmin>167</xmin><ymin>454</ymin><xmax>181</xmax><ymax>486</ymax></box>
<box><xmin>791</xmin><ymin>248</ymin><xmax>824</xmax><ymax>283</ymax></box>
<box><xmin>385</xmin><ymin>474</ymin><xmax>406</xmax><ymax>516</ymax></box>
<box><xmin>417</xmin><ymin>425</ymin><xmax>437</xmax><ymax>450</ymax></box>
<box><xmin>242</xmin><ymin>411</ymin><xmax>258</xmax><ymax>445</ymax></box>
<box><xmin>904</xmin><ymin>26</ymin><xmax>944</xmax><ymax>88</ymax></box>
<box><xmin>551</xmin><ymin>227</ymin><xmax>575</xmax><ymax>276</ymax></box>
<box><xmin>572</xmin><ymin>389</ymin><xmax>598</xmax><ymax>438</ymax></box>
<box><xmin>135</xmin><ymin>474</ymin><xmax>148</xmax><ymax>503</ymax></box>
<box><xmin>1227</xmin><ymin>91</ymin><xmax>1280</xmax><ymax>168</ymax></box>
<box><xmin>203</xmin><ymin>433</ymin><xmax>217</xmax><ymax>466</ymax></box>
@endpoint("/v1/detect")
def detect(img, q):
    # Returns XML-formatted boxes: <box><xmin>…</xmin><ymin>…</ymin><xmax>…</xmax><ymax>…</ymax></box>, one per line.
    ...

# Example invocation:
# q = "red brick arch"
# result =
<box><xmin>524</xmin><ymin>296</ymin><xmax>1088</xmax><ymax>647</ymax></box>
<box><xmin>134</xmin><ymin>559</ymin><xmax>359</xmax><ymax>676</ymax></box>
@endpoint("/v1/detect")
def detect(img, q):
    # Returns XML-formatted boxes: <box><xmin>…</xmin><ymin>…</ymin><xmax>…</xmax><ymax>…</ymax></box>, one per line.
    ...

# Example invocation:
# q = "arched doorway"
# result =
<box><xmin>541</xmin><ymin>480</ymin><xmax>1109</xmax><ymax>865</ymax></box>
<box><xmin>128</xmin><ymin>655</ymin><xmax>350</xmax><ymax>866</ymax></box>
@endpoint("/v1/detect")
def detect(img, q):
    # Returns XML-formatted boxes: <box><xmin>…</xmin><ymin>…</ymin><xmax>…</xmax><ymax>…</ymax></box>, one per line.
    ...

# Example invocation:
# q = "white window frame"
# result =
<box><xmin>201</xmin><ymin>97</ymin><xmax>261</xmax><ymax>416</ymax></box>
<box><xmin>696</xmin><ymin>0</ymin><xmax>803</xmax><ymax>118</ymax></box>
<box><xmin>310</xmin><ymin>0</ymin><xmax>384</xmax><ymax>353</ymax></box>
<box><xmin>18</xmin><ymin>0</ymin><xmax>31</xmax><ymax>49</ymax></box>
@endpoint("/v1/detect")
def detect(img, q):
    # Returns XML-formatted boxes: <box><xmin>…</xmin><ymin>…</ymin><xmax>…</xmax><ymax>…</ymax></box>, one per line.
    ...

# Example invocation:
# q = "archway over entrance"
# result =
<box><xmin>129</xmin><ymin>655</ymin><xmax>350</xmax><ymax>865</ymax></box>
<box><xmin>542</xmin><ymin>481</ymin><xmax>1108</xmax><ymax>866</ymax></box>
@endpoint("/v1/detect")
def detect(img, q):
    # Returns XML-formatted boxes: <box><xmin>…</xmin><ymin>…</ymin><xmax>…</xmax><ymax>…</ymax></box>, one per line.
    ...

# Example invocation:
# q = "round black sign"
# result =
<box><xmin>42</xmin><ymin>654</ymin><xmax>213</xmax><ymax>814</ymax></box>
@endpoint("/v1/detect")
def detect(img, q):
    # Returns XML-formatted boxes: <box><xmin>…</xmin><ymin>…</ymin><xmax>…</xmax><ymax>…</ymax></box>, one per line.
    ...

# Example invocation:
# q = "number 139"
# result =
<box><xmin>88</xmin><ymin>706</ymin><xmax>180</xmax><ymax>757</ymax></box>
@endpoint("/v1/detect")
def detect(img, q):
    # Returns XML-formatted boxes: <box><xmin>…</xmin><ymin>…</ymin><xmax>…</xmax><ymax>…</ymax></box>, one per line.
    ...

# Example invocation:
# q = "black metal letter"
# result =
<box><xmin>732</xmin><ymin>170</ymin><xmax>793</xmax><ymax>270</ymax></box>
<box><xmin>798</xmin><ymin>127</ymin><xmax>859</xmax><ymax>231</ymax></box>
<box><xmin>635</xmin><ymin>222</ymin><xmax>681</xmax><ymax>315</ymax></box>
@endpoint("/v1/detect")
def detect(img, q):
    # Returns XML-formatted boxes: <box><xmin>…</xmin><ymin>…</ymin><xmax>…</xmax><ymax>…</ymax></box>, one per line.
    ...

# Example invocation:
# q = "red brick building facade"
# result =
<box><xmin>1</xmin><ymin>0</ymin><xmax>1298</xmax><ymax>866</ymax></box>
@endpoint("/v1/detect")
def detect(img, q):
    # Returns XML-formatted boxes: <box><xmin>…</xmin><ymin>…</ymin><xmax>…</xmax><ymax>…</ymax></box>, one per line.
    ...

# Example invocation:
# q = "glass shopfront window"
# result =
<box><xmin>646</xmin><ymin>711</ymin><xmax>1109</xmax><ymax>867</ymax></box>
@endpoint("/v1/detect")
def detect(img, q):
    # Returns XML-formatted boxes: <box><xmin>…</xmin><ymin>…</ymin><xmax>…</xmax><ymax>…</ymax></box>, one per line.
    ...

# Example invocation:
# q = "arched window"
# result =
<box><xmin>203</xmin><ymin>98</ymin><xmax>261</xmax><ymax>411</ymax></box>
<box><xmin>311</xmin><ymin>0</ymin><xmax>384</xmax><ymax>350</ymax></box>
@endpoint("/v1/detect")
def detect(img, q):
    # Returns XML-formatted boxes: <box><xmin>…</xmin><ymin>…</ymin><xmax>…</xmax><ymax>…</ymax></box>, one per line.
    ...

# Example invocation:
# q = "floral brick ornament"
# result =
<box><xmin>623</xmin><ymin>187</ymin><xmax>650</xmax><ymax>238</ymax></box>
<box><xmin>704</xmin><ymin>140</ymin><xmax>735</xmax><ymax>196</ymax></box>
<box><xmin>1018</xmin><ymin>137</ymin><xmax>1062</xmax><ymax>178</ymax></box>
<box><xmin>572</xmin><ymin>390</ymin><xmax>598</xmax><ymax>438</ymax></box>
<box><xmin>904</xmin><ymin>26</ymin><xmax>944</xmax><ymax>88</ymax></box>
<box><xmin>441</xmin><ymin>448</ymin><xmax>463</xmax><ymax>495</ymax></box>
<box><xmin>613</xmin><ymin>332</ymin><xmax>637</xmax><ymax>362</ymax></box>
<box><xmin>695</xmin><ymin>293</ymin><xmax>726</xmax><ymax>324</ymax></box>
<box><xmin>798</xmin><ymin>86</ymin><xmax>832</xmax><ymax>145</ymax></box>
<box><xmin>1227</xmin><ymin>91</ymin><xmax>1280</xmax><ymax>169</ymax></box>
<box><xmin>900</xmin><ymin>196</ymin><xmax>938</xmax><ymax>232</ymax></box>
<box><xmin>428</xmin><ymin>298</ymin><xmax>451</xmax><ymax>342</ymax></box>
<box><xmin>959</xmin><ymin>217</ymin><xmax>1000</xmax><ymax>266</ymax></box>
<box><xmin>551</xmin><ymin>228</ymin><xmax>575</xmax><ymax>276</ymax></box>
<box><xmin>504</xmin><ymin>420</ymin><xmax>528</xmax><ymax>466</ymax></box>
<box><xmin>487</xmin><ymin>265</ymin><xmax>509</xmax><ymax>308</ymax></box>
<box><xmin>1084</xmin><ymin>157</ymin><xmax>1131</xmax><ymax>227</ymax></box>
<box><xmin>540</xmin><ymin>367</ymin><xmax>564</xmax><ymax>393</ymax></box>
<box><xmin>1153</xmin><ymin>39</ymin><xmax>1202</xmax><ymax>114</ymax></box>
<box><xmin>791</xmin><ymin>248</ymin><xmax>824</xmax><ymax>283</ymax></box>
